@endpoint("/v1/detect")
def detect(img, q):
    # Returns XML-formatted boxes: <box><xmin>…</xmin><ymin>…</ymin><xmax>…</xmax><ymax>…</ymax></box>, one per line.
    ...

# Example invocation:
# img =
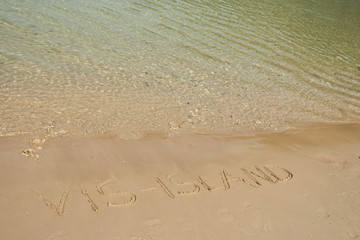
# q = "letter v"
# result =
<box><xmin>37</xmin><ymin>191</ymin><xmax>69</xmax><ymax>216</ymax></box>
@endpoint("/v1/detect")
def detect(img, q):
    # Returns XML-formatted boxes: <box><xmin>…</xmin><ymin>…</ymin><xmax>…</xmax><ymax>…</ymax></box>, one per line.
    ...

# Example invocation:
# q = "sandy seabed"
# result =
<box><xmin>0</xmin><ymin>123</ymin><xmax>359</xmax><ymax>240</ymax></box>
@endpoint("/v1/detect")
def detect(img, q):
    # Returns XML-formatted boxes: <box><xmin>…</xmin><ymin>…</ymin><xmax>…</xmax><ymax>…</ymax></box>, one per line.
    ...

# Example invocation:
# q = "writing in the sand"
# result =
<box><xmin>38</xmin><ymin>165</ymin><xmax>293</xmax><ymax>216</ymax></box>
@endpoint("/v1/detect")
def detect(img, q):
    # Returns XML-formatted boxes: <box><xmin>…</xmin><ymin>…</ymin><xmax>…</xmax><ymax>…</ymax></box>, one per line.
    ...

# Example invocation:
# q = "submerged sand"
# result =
<box><xmin>0</xmin><ymin>123</ymin><xmax>360</xmax><ymax>239</ymax></box>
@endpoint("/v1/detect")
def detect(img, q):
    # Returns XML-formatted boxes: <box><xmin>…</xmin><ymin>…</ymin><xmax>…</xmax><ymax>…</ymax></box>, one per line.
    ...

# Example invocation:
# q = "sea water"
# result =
<box><xmin>0</xmin><ymin>0</ymin><xmax>359</xmax><ymax>137</ymax></box>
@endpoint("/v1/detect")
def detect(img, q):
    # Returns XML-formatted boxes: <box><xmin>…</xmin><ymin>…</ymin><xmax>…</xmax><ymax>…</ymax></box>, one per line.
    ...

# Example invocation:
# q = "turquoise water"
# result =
<box><xmin>1</xmin><ymin>0</ymin><xmax>359</xmax><ymax>137</ymax></box>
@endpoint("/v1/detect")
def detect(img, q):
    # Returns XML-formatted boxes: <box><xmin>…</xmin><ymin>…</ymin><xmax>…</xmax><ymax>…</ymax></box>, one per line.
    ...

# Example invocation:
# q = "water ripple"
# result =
<box><xmin>0</xmin><ymin>0</ymin><xmax>359</xmax><ymax>137</ymax></box>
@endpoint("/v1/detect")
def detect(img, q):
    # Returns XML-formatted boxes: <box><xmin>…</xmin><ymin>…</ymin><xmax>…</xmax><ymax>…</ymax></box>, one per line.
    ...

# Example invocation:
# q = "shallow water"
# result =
<box><xmin>1</xmin><ymin>0</ymin><xmax>359</xmax><ymax>137</ymax></box>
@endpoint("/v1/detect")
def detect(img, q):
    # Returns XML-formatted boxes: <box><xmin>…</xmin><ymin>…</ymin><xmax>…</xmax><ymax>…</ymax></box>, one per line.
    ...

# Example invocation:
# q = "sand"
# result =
<box><xmin>0</xmin><ymin>123</ymin><xmax>360</xmax><ymax>240</ymax></box>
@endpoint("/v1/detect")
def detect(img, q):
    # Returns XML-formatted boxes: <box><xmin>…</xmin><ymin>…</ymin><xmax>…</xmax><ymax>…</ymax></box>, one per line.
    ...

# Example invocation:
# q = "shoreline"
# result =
<box><xmin>1</xmin><ymin>123</ymin><xmax>360</xmax><ymax>239</ymax></box>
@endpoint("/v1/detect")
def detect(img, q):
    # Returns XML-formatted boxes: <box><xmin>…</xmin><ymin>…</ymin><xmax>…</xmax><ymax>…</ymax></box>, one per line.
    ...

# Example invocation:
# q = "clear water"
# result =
<box><xmin>1</xmin><ymin>0</ymin><xmax>359</xmax><ymax>137</ymax></box>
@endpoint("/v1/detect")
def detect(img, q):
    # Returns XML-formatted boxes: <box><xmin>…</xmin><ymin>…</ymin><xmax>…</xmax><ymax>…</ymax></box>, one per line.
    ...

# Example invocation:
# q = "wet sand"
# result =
<box><xmin>0</xmin><ymin>123</ymin><xmax>360</xmax><ymax>240</ymax></box>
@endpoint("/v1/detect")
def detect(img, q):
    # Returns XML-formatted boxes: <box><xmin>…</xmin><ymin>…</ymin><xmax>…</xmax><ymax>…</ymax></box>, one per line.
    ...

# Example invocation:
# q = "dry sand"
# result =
<box><xmin>0</xmin><ymin>123</ymin><xmax>360</xmax><ymax>240</ymax></box>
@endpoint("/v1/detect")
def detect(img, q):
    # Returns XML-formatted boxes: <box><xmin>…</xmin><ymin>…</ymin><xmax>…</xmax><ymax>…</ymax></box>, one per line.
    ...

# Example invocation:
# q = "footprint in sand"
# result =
<box><xmin>302</xmin><ymin>193</ymin><xmax>316</xmax><ymax>203</ymax></box>
<box><xmin>46</xmin><ymin>231</ymin><xmax>70</xmax><ymax>240</ymax></box>
<box><xmin>217</xmin><ymin>202</ymin><xmax>273</xmax><ymax>235</ymax></box>
<box><xmin>303</xmin><ymin>193</ymin><xmax>332</xmax><ymax>219</ymax></box>
<box><xmin>144</xmin><ymin>218</ymin><xmax>169</xmax><ymax>238</ymax></box>
<box><xmin>313</xmin><ymin>153</ymin><xmax>360</xmax><ymax>180</ymax></box>
<box><xmin>217</xmin><ymin>208</ymin><xmax>237</xmax><ymax>223</ymax></box>
<box><xmin>337</xmin><ymin>191</ymin><xmax>360</xmax><ymax>200</ymax></box>
<box><xmin>130</xmin><ymin>237</ymin><xmax>148</xmax><ymax>240</ymax></box>
<box><xmin>29</xmin><ymin>138</ymin><xmax>46</xmax><ymax>150</ymax></box>
<box><xmin>317</xmin><ymin>207</ymin><xmax>331</xmax><ymax>218</ymax></box>
<box><xmin>21</xmin><ymin>138</ymin><xmax>47</xmax><ymax>161</ymax></box>
<box><xmin>22</xmin><ymin>148</ymin><xmax>39</xmax><ymax>160</ymax></box>
<box><xmin>347</xmin><ymin>232</ymin><xmax>360</xmax><ymax>239</ymax></box>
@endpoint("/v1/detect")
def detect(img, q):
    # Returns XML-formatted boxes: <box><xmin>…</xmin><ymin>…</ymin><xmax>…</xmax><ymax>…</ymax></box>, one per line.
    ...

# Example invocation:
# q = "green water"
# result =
<box><xmin>0</xmin><ymin>0</ymin><xmax>359</xmax><ymax>137</ymax></box>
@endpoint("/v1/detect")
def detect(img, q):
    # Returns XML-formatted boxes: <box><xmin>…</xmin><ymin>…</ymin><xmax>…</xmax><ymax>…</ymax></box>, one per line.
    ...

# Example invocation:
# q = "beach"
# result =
<box><xmin>1</xmin><ymin>0</ymin><xmax>360</xmax><ymax>239</ymax></box>
<box><xmin>1</xmin><ymin>123</ymin><xmax>359</xmax><ymax>239</ymax></box>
